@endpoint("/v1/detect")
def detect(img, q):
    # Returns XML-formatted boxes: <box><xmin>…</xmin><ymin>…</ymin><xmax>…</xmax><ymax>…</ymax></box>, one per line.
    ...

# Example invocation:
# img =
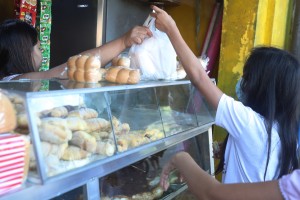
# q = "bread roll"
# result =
<box><xmin>105</xmin><ymin>66</ymin><xmax>140</xmax><ymax>84</ymax></box>
<box><xmin>127</xmin><ymin>69</ymin><xmax>140</xmax><ymax>84</ymax></box>
<box><xmin>105</xmin><ymin>66</ymin><xmax>123</xmax><ymax>83</ymax></box>
<box><xmin>84</xmin><ymin>70</ymin><xmax>101</xmax><ymax>83</ymax></box>
<box><xmin>39</xmin><ymin>118</ymin><xmax>72</xmax><ymax>144</ymax></box>
<box><xmin>65</xmin><ymin>117</ymin><xmax>88</xmax><ymax>131</ymax></box>
<box><xmin>70</xmin><ymin>131</ymin><xmax>97</xmax><ymax>153</ymax></box>
<box><xmin>50</xmin><ymin>106</ymin><xmax>68</xmax><ymax>118</ymax></box>
<box><xmin>84</xmin><ymin>55</ymin><xmax>101</xmax><ymax>70</ymax></box>
<box><xmin>85</xmin><ymin>118</ymin><xmax>110</xmax><ymax>132</ymax></box>
<box><xmin>73</xmin><ymin>69</ymin><xmax>85</xmax><ymax>83</ymax></box>
<box><xmin>90</xmin><ymin>131</ymin><xmax>111</xmax><ymax>140</ymax></box>
<box><xmin>61</xmin><ymin>146</ymin><xmax>90</xmax><ymax>161</ymax></box>
<box><xmin>68</xmin><ymin>107</ymin><xmax>98</xmax><ymax>119</ymax></box>
<box><xmin>95</xmin><ymin>140</ymin><xmax>115</xmax><ymax>156</ymax></box>
<box><xmin>117</xmin><ymin>57</ymin><xmax>130</xmax><ymax>68</ymax></box>
<box><xmin>0</xmin><ymin>92</ymin><xmax>17</xmax><ymax>133</ymax></box>
<box><xmin>67</xmin><ymin>55</ymin><xmax>80</xmax><ymax>80</ymax></box>
<box><xmin>116</xmin><ymin>68</ymin><xmax>130</xmax><ymax>84</ymax></box>
<box><xmin>75</xmin><ymin>55</ymin><xmax>89</xmax><ymax>69</ymax></box>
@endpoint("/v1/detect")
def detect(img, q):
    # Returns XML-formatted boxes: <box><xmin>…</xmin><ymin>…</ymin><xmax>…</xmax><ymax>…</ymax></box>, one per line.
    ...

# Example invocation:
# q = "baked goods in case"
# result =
<box><xmin>0</xmin><ymin>92</ymin><xmax>17</xmax><ymax>133</ymax></box>
<box><xmin>68</xmin><ymin>107</ymin><xmax>98</xmax><ymax>119</ymax></box>
<box><xmin>61</xmin><ymin>145</ymin><xmax>90</xmax><ymax>161</ymax></box>
<box><xmin>95</xmin><ymin>139</ymin><xmax>115</xmax><ymax>156</ymax></box>
<box><xmin>85</xmin><ymin>118</ymin><xmax>110</xmax><ymax>132</ymax></box>
<box><xmin>69</xmin><ymin>131</ymin><xmax>97</xmax><ymax>153</ymax></box>
<box><xmin>39</xmin><ymin>118</ymin><xmax>72</xmax><ymax>144</ymax></box>
<box><xmin>65</xmin><ymin>117</ymin><xmax>88</xmax><ymax>131</ymax></box>
<box><xmin>50</xmin><ymin>106</ymin><xmax>68</xmax><ymax>118</ymax></box>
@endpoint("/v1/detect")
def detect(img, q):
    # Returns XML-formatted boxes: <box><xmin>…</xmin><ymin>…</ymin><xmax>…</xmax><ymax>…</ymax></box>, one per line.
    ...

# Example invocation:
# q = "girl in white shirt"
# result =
<box><xmin>151</xmin><ymin>5</ymin><xmax>300</xmax><ymax>183</ymax></box>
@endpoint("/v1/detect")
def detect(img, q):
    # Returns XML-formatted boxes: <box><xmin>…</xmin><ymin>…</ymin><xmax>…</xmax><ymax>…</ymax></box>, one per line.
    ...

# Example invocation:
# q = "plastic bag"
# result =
<box><xmin>129</xmin><ymin>16</ymin><xmax>177</xmax><ymax>80</ymax></box>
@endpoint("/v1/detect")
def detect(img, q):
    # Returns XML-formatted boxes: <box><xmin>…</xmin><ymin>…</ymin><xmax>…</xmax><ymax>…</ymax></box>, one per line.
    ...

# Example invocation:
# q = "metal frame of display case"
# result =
<box><xmin>0</xmin><ymin>80</ymin><xmax>215</xmax><ymax>200</ymax></box>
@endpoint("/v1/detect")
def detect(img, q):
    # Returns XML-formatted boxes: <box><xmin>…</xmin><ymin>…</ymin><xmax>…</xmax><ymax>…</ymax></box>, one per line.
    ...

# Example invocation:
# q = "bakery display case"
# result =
<box><xmin>0</xmin><ymin>79</ymin><xmax>215</xmax><ymax>200</ymax></box>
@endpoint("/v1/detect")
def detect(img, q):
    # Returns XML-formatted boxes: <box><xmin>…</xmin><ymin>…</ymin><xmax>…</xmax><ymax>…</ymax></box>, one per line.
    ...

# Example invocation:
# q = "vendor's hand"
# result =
<box><xmin>123</xmin><ymin>26</ymin><xmax>152</xmax><ymax>48</ymax></box>
<box><xmin>150</xmin><ymin>5</ymin><xmax>176</xmax><ymax>35</ymax></box>
<box><xmin>160</xmin><ymin>157</ymin><xmax>176</xmax><ymax>191</ymax></box>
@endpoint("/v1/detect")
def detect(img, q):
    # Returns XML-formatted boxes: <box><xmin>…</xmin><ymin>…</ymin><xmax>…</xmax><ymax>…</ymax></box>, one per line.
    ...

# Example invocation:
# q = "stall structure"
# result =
<box><xmin>0</xmin><ymin>80</ymin><xmax>215</xmax><ymax>200</ymax></box>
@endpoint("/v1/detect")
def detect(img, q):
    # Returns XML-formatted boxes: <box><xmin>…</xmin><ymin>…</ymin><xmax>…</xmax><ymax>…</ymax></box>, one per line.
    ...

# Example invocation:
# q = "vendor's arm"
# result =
<box><xmin>151</xmin><ymin>6</ymin><xmax>222</xmax><ymax>109</ymax></box>
<box><xmin>13</xmin><ymin>26</ymin><xmax>152</xmax><ymax>80</ymax></box>
<box><xmin>81</xmin><ymin>26</ymin><xmax>152</xmax><ymax>66</ymax></box>
<box><xmin>161</xmin><ymin>152</ymin><xmax>283</xmax><ymax>200</ymax></box>
<box><xmin>12</xmin><ymin>64</ymin><xmax>67</xmax><ymax>80</ymax></box>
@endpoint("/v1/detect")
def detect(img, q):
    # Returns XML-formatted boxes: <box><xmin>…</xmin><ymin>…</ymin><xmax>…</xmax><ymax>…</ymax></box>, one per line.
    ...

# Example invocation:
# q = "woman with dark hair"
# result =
<box><xmin>151</xmin><ymin>5</ymin><xmax>300</xmax><ymax>183</ymax></box>
<box><xmin>0</xmin><ymin>19</ymin><xmax>152</xmax><ymax>80</ymax></box>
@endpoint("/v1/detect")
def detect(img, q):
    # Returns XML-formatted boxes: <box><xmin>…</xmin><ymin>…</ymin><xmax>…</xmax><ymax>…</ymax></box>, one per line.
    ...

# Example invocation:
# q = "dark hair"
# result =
<box><xmin>216</xmin><ymin>46</ymin><xmax>300</xmax><ymax>179</ymax></box>
<box><xmin>0</xmin><ymin>19</ymin><xmax>38</xmax><ymax>79</ymax></box>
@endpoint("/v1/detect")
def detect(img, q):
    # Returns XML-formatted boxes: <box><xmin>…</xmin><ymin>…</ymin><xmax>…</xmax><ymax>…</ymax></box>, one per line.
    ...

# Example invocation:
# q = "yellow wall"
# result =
<box><xmin>255</xmin><ymin>0</ymin><xmax>294</xmax><ymax>49</ymax></box>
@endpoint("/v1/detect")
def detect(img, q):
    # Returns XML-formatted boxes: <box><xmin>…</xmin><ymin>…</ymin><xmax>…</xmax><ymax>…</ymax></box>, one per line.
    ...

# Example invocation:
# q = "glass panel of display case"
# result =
<box><xmin>156</xmin><ymin>85</ymin><xmax>198</xmax><ymax>136</ymax></box>
<box><xmin>190</xmin><ymin>87</ymin><xmax>216</xmax><ymax>127</ymax></box>
<box><xmin>99</xmin><ymin>133</ymin><xmax>211</xmax><ymax>200</ymax></box>
<box><xmin>108</xmin><ymin>88</ymin><xmax>165</xmax><ymax>153</ymax></box>
<box><xmin>26</xmin><ymin>91</ymin><xmax>116</xmax><ymax>178</ymax></box>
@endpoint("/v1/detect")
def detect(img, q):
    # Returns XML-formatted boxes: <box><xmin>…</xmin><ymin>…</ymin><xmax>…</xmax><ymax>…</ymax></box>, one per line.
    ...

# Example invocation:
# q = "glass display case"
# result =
<box><xmin>0</xmin><ymin>79</ymin><xmax>215</xmax><ymax>200</ymax></box>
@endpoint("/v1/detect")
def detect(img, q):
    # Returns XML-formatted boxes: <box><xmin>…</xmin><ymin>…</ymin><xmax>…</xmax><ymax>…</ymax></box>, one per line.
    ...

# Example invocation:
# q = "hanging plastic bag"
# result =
<box><xmin>129</xmin><ymin>16</ymin><xmax>177</xmax><ymax>80</ymax></box>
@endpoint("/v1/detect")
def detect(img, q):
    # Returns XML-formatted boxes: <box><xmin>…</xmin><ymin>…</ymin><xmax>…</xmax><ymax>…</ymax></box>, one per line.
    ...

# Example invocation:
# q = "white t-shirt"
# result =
<box><xmin>215</xmin><ymin>94</ymin><xmax>281</xmax><ymax>183</ymax></box>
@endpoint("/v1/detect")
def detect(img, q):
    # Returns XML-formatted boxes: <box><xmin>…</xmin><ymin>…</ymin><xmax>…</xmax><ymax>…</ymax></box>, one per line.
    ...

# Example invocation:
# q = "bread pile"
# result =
<box><xmin>67</xmin><ymin>55</ymin><xmax>106</xmax><ymax>83</ymax></box>
<box><xmin>67</xmin><ymin>54</ymin><xmax>141</xmax><ymax>84</ymax></box>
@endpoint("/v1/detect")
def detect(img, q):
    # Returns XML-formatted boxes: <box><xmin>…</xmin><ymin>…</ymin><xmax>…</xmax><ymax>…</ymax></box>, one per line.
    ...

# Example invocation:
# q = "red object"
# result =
<box><xmin>14</xmin><ymin>0</ymin><xmax>37</xmax><ymax>27</ymax></box>
<box><xmin>0</xmin><ymin>134</ymin><xmax>26</xmax><ymax>195</ymax></box>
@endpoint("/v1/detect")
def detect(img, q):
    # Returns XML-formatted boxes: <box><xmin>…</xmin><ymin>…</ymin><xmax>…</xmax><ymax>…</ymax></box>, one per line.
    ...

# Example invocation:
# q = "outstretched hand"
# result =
<box><xmin>150</xmin><ymin>5</ymin><xmax>176</xmax><ymax>35</ymax></box>
<box><xmin>123</xmin><ymin>26</ymin><xmax>152</xmax><ymax>48</ymax></box>
<box><xmin>160</xmin><ymin>158</ymin><xmax>176</xmax><ymax>191</ymax></box>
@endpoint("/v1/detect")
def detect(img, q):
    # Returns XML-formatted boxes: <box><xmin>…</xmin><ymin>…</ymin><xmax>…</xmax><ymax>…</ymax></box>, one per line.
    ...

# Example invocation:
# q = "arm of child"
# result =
<box><xmin>161</xmin><ymin>152</ymin><xmax>283</xmax><ymax>200</ymax></box>
<box><xmin>151</xmin><ymin>6</ymin><xmax>222</xmax><ymax>109</ymax></box>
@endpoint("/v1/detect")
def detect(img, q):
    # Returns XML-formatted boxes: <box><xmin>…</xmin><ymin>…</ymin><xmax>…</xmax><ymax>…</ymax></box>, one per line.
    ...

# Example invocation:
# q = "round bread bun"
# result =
<box><xmin>84</xmin><ymin>56</ymin><xmax>101</xmax><ymax>70</ymax></box>
<box><xmin>67</xmin><ymin>68</ymin><xmax>76</xmax><ymax>80</ymax></box>
<box><xmin>116</xmin><ymin>68</ymin><xmax>130</xmax><ymax>84</ymax></box>
<box><xmin>73</xmin><ymin>69</ymin><xmax>85</xmax><ymax>82</ymax></box>
<box><xmin>84</xmin><ymin>71</ymin><xmax>102</xmax><ymax>83</ymax></box>
<box><xmin>127</xmin><ymin>69</ymin><xmax>141</xmax><ymax>84</ymax></box>
<box><xmin>0</xmin><ymin>92</ymin><xmax>17</xmax><ymax>133</ymax></box>
<box><xmin>105</xmin><ymin>66</ymin><xmax>123</xmax><ymax>83</ymax></box>
<box><xmin>75</xmin><ymin>55</ymin><xmax>89</xmax><ymax>69</ymax></box>
<box><xmin>117</xmin><ymin>57</ymin><xmax>130</xmax><ymax>68</ymax></box>
<box><xmin>67</xmin><ymin>55</ymin><xmax>80</xmax><ymax>69</ymax></box>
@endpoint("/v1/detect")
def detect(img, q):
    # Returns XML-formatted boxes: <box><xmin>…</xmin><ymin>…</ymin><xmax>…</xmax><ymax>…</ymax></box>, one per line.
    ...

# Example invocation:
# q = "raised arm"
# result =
<box><xmin>160</xmin><ymin>152</ymin><xmax>283</xmax><ymax>200</ymax></box>
<box><xmin>151</xmin><ymin>6</ymin><xmax>222</xmax><ymax>109</ymax></box>
<box><xmin>14</xmin><ymin>26</ymin><xmax>152</xmax><ymax>80</ymax></box>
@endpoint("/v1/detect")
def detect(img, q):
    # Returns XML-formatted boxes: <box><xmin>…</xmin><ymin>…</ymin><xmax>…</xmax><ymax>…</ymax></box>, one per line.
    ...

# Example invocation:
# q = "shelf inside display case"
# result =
<box><xmin>0</xmin><ymin>79</ymin><xmax>215</xmax><ymax>200</ymax></box>
<box><xmin>100</xmin><ymin>134</ymin><xmax>210</xmax><ymax>200</ymax></box>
